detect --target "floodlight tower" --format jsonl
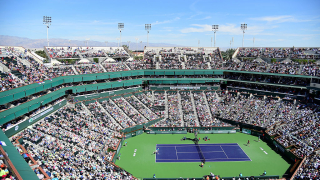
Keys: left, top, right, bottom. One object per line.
{"left": 212, "top": 25, "right": 218, "bottom": 48}
{"left": 145, "top": 24, "right": 151, "bottom": 47}
{"left": 118, "top": 23, "right": 124, "bottom": 47}
{"left": 68, "top": 40, "right": 71, "bottom": 47}
{"left": 253, "top": 37, "right": 255, "bottom": 47}
{"left": 104, "top": 41, "right": 108, "bottom": 47}
{"left": 127, "top": 41, "right": 131, "bottom": 50}
{"left": 140, "top": 41, "right": 142, "bottom": 50}
{"left": 211, "top": 37, "right": 213, "bottom": 47}
{"left": 116, "top": 38, "right": 120, "bottom": 48}
{"left": 135, "top": 38, "right": 139, "bottom": 50}
{"left": 198, "top": 40, "right": 200, "bottom": 48}
{"left": 43, "top": 16, "right": 51, "bottom": 47}
{"left": 241, "top": 23, "right": 247, "bottom": 47}
{"left": 232, "top": 37, "right": 234, "bottom": 48}
{"left": 85, "top": 38, "right": 90, "bottom": 47}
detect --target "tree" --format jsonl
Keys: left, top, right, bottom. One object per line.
{"left": 221, "top": 48, "right": 236, "bottom": 60}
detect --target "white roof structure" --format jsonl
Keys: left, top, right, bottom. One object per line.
{"left": 232, "top": 57, "right": 241, "bottom": 63}
{"left": 282, "top": 57, "right": 293, "bottom": 64}
{"left": 78, "top": 59, "right": 91, "bottom": 63}
{"left": 126, "top": 57, "right": 134, "bottom": 62}
{"left": 253, "top": 57, "right": 265, "bottom": 63}
{"left": 51, "top": 59, "right": 62, "bottom": 65}
{"left": 104, "top": 58, "right": 116, "bottom": 62}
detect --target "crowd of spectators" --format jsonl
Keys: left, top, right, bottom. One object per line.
{"left": 166, "top": 91, "right": 183, "bottom": 126}
{"left": 124, "top": 95, "right": 159, "bottom": 121}
{"left": 241, "top": 61, "right": 268, "bottom": 72}
{"left": 185, "top": 54, "right": 209, "bottom": 69}
{"left": 103, "top": 63, "right": 129, "bottom": 72}
{"left": 75, "top": 64, "right": 104, "bottom": 74}
{"left": 113, "top": 97, "right": 148, "bottom": 125}
{"left": 10, "top": 104, "right": 133, "bottom": 179}
{"left": 268, "top": 62, "right": 300, "bottom": 74}
{"left": 1, "top": 46, "right": 320, "bottom": 179}
{"left": 101, "top": 99, "right": 136, "bottom": 128}
{"left": 0, "top": 150, "right": 18, "bottom": 179}
{"left": 180, "top": 91, "right": 197, "bottom": 126}
{"left": 1, "top": 46, "right": 320, "bottom": 94}
{"left": 46, "top": 47, "right": 80, "bottom": 59}
{"left": 193, "top": 92, "right": 214, "bottom": 126}
{"left": 159, "top": 53, "right": 183, "bottom": 69}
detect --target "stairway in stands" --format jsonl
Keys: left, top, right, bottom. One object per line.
{"left": 164, "top": 91, "right": 169, "bottom": 119}
{"left": 181, "top": 62, "right": 186, "bottom": 69}
{"left": 238, "top": 62, "right": 245, "bottom": 70}
{"left": 202, "top": 91, "right": 214, "bottom": 119}
{"left": 80, "top": 102, "right": 93, "bottom": 115}
{"left": 265, "top": 100, "right": 281, "bottom": 128}
{"left": 190, "top": 91, "right": 200, "bottom": 126}
{"left": 177, "top": 91, "right": 185, "bottom": 126}
{"left": 95, "top": 101, "right": 124, "bottom": 129}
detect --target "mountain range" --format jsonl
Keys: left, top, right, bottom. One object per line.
{"left": 0, "top": 35, "right": 184, "bottom": 50}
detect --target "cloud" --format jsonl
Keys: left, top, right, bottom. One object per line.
{"left": 152, "top": 17, "right": 180, "bottom": 25}
{"left": 196, "top": 16, "right": 211, "bottom": 20}
{"left": 250, "top": 15, "right": 311, "bottom": 23}
{"left": 180, "top": 24, "right": 275, "bottom": 35}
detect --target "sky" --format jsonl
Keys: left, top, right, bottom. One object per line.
{"left": 0, "top": 0, "right": 320, "bottom": 48}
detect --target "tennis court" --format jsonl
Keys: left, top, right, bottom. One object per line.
{"left": 156, "top": 143, "right": 251, "bottom": 162}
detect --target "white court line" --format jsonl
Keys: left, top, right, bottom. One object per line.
{"left": 237, "top": 143, "right": 252, "bottom": 161}
{"left": 177, "top": 151, "right": 224, "bottom": 153}
{"left": 157, "top": 158, "right": 251, "bottom": 160}
{"left": 157, "top": 144, "right": 239, "bottom": 147}
{"left": 220, "top": 145, "right": 229, "bottom": 159}
{"left": 155, "top": 145, "right": 157, "bottom": 163}
{"left": 156, "top": 159, "right": 251, "bottom": 163}
{"left": 174, "top": 146, "right": 178, "bottom": 159}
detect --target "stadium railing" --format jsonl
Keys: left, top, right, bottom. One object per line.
{"left": 142, "top": 175, "right": 280, "bottom": 180}
{"left": 0, "top": 146, "right": 23, "bottom": 180}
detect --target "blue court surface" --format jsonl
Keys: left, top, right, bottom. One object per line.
{"left": 156, "top": 143, "right": 251, "bottom": 163}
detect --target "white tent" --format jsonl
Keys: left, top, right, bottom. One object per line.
{"left": 282, "top": 58, "right": 293, "bottom": 64}
{"left": 253, "top": 57, "right": 265, "bottom": 63}
{"left": 78, "top": 59, "right": 91, "bottom": 63}
{"left": 316, "top": 60, "right": 320, "bottom": 65}
{"left": 104, "top": 58, "right": 116, "bottom": 62}
{"left": 51, "top": 59, "right": 62, "bottom": 65}
{"left": 126, "top": 57, "right": 134, "bottom": 62}
{"left": 232, "top": 58, "right": 241, "bottom": 63}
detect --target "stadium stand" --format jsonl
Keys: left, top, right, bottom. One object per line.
{"left": 0, "top": 46, "right": 319, "bottom": 179}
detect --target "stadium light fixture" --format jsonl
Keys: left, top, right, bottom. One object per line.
{"left": 85, "top": 38, "right": 90, "bottom": 47}
{"left": 212, "top": 25, "right": 218, "bottom": 48}
{"left": 232, "top": 37, "right": 234, "bottom": 49}
{"left": 43, "top": 16, "right": 51, "bottom": 47}
{"left": 127, "top": 41, "right": 131, "bottom": 50}
{"left": 145, "top": 24, "right": 151, "bottom": 47}
{"left": 116, "top": 38, "right": 120, "bottom": 48}
{"left": 253, "top": 37, "right": 255, "bottom": 47}
{"left": 140, "top": 41, "right": 142, "bottom": 51}
{"left": 135, "top": 38, "right": 139, "bottom": 50}
{"left": 118, "top": 23, "right": 124, "bottom": 47}
{"left": 241, "top": 23, "right": 247, "bottom": 47}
